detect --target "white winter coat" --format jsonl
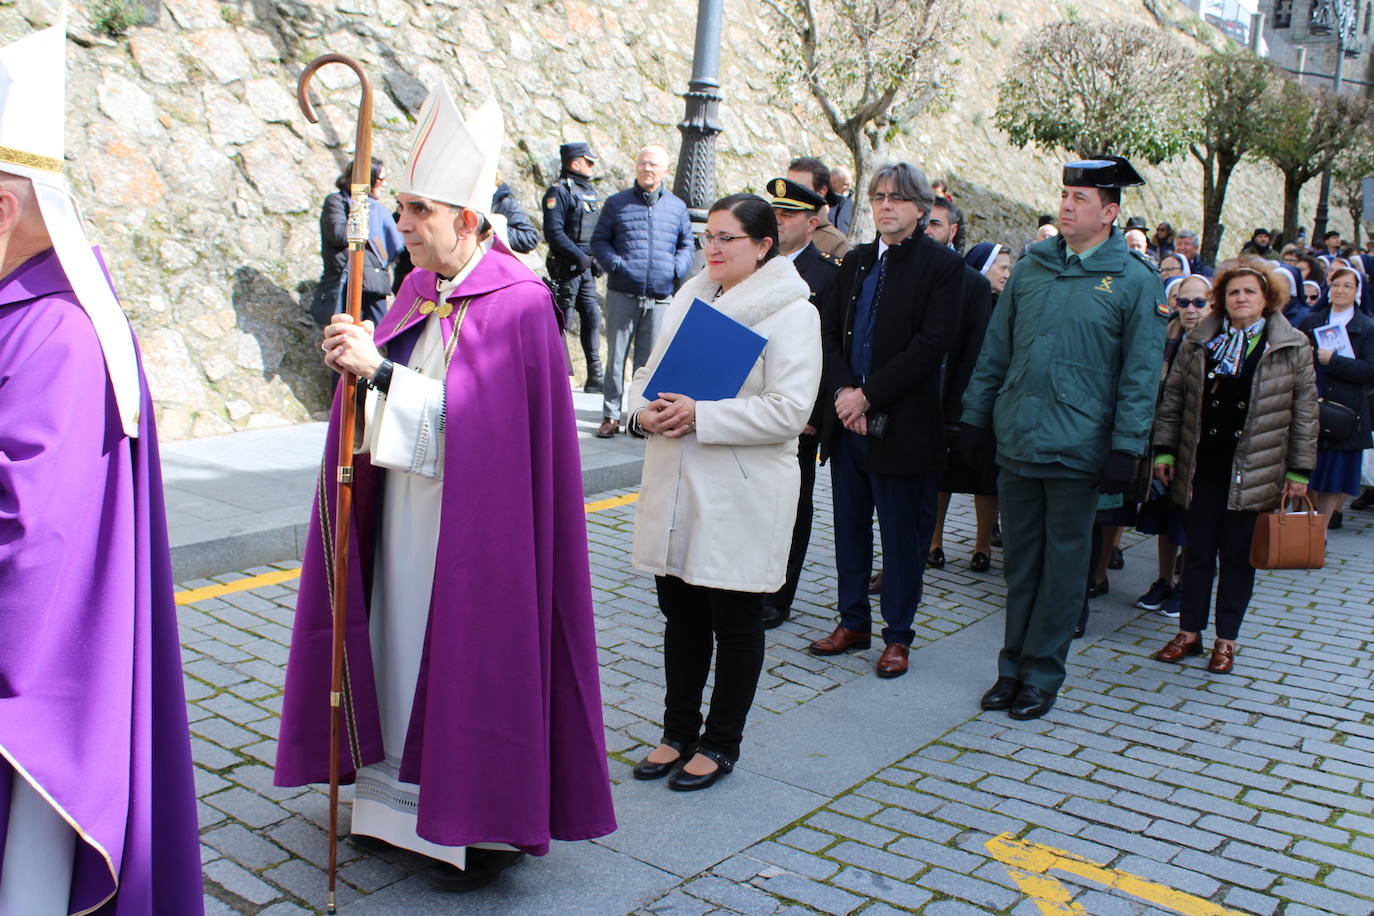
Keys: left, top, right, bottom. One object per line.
{"left": 628, "top": 254, "right": 822, "bottom": 592}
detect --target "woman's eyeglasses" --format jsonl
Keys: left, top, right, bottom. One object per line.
{"left": 702, "top": 232, "right": 749, "bottom": 247}
{"left": 1177, "top": 298, "right": 1208, "bottom": 310}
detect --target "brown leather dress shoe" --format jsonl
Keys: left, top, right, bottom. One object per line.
{"left": 868, "top": 570, "right": 883, "bottom": 594}
{"left": 1156, "top": 632, "right": 1203, "bottom": 663}
{"left": 595, "top": 418, "right": 620, "bottom": 438}
{"left": 1207, "top": 642, "right": 1235, "bottom": 674}
{"left": 808, "top": 626, "right": 872, "bottom": 656}
{"left": 876, "top": 644, "right": 909, "bottom": 678}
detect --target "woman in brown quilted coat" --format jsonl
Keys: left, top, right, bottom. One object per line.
{"left": 1150, "top": 264, "right": 1319, "bottom": 673}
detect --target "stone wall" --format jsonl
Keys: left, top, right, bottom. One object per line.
{"left": 2, "top": 0, "right": 1340, "bottom": 438}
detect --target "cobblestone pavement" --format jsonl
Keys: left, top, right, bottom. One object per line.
{"left": 180, "top": 475, "right": 1374, "bottom": 915}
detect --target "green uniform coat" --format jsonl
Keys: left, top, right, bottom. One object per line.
{"left": 960, "top": 227, "right": 1167, "bottom": 697}
{"left": 962, "top": 229, "right": 1168, "bottom": 477}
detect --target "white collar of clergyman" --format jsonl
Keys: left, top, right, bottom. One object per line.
{"left": 434, "top": 236, "right": 492, "bottom": 305}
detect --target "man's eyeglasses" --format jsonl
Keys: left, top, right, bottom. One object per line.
{"left": 869, "top": 192, "right": 913, "bottom": 204}
{"left": 702, "top": 232, "right": 749, "bottom": 247}
{"left": 1177, "top": 298, "right": 1208, "bottom": 310}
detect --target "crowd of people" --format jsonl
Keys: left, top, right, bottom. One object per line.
{"left": 302, "top": 138, "right": 1372, "bottom": 763}
{"left": 5, "top": 10, "right": 1369, "bottom": 904}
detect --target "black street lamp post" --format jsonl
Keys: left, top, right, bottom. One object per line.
{"left": 672, "top": 0, "right": 725, "bottom": 223}
{"left": 1312, "top": 0, "right": 1351, "bottom": 241}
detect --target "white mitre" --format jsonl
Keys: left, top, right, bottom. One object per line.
{"left": 0, "top": 16, "right": 141, "bottom": 437}
{"left": 398, "top": 84, "right": 504, "bottom": 217}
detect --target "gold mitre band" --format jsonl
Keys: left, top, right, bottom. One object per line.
{"left": 0, "top": 144, "right": 63, "bottom": 173}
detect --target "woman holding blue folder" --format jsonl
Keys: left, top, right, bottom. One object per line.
{"left": 626, "top": 194, "right": 822, "bottom": 791}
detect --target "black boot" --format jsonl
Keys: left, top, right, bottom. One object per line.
{"left": 428, "top": 848, "right": 525, "bottom": 892}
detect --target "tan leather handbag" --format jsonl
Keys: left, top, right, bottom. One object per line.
{"left": 1250, "top": 496, "right": 1327, "bottom": 570}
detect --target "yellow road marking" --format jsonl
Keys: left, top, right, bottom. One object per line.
{"left": 174, "top": 491, "right": 640, "bottom": 605}
{"left": 584, "top": 492, "right": 639, "bottom": 513}
{"left": 986, "top": 834, "right": 1248, "bottom": 916}
{"left": 174, "top": 567, "right": 302, "bottom": 606}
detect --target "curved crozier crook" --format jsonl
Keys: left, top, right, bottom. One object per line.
{"left": 296, "top": 53, "right": 374, "bottom": 185}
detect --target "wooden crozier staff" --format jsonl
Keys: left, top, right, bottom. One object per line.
{"left": 296, "top": 53, "right": 372, "bottom": 916}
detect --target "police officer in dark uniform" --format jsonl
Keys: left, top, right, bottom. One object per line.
{"left": 762, "top": 177, "right": 841, "bottom": 629}
{"left": 543, "top": 142, "right": 604, "bottom": 391}
{"left": 961, "top": 157, "right": 1167, "bottom": 721}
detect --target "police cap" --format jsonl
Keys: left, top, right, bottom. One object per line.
{"left": 767, "top": 176, "right": 826, "bottom": 212}
{"left": 1061, "top": 155, "right": 1145, "bottom": 189}
{"left": 560, "top": 142, "right": 597, "bottom": 165}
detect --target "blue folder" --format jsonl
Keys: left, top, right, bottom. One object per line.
{"left": 644, "top": 297, "right": 767, "bottom": 401}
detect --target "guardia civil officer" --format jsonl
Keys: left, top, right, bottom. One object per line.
{"left": 960, "top": 157, "right": 1167, "bottom": 720}
{"left": 762, "top": 176, "right": 841, "bottom": 630}
{"left": 543, "top": 142, "right": 604, "bottom": 391}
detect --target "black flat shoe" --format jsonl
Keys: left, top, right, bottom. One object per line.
{"left": 1086, "top": 577, "right": 1109, "bottom": 599}
{"left": 1008, "top": 684, "right": 1055, "bottom": 721}
{"left": 1108, "top": 546, "right": 1124, "bottom": 570}
{"left": 980, "top": 676, "right": 1021, "bottom": 710}
{"left": 668, "top": 748, "right": 734, "bottom": 792}
{"left": 927, "top": 548, "right": 946, "bottom": 569}
{"left": 632, "top": 738, "right": 696, "bottom": 780}
{"left": 761, "top": 604, "right": 789, "bottom": 630}
{"left": 428, "top": 848, "right": 525, "bottom": 892}
{"left": 970, "top": 552, "right": 991, "bottom": 572}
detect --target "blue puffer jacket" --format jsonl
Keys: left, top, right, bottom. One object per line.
{"left": 591, "top": 185, "right": 695, "bottom": 299}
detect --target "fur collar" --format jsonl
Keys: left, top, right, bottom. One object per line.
{"left": 676, "top": 254, "right": 811, "bottom": 328}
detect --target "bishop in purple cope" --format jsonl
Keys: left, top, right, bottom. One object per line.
{"left": 0, "top": 216, "right": 203, "bottom": 908}
{"left": 274, "top": 109, "right": 617, "bottom": 888}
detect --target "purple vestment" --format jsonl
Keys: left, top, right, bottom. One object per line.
{"left": 275, "top": 241, "right": 616, "bottom": 854}
{"left": 0, "top": 249, "right": 203, "bottom": 915}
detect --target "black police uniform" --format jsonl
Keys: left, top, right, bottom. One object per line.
{"left": 543, "top": 150, "right": 604, "bottom": 389}
{"left": 762, "top": 178, "right": 842, "bottom": 628}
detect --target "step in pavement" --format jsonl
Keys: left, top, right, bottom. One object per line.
{"left": 163, "top": 390, "right": 644, "bottom": 581}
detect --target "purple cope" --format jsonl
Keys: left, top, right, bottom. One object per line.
{"left": 274, "top": 240, "right": 617, "bottom": 854}
{"left": 0, "top": 248, "right": 203, "bottom": 914}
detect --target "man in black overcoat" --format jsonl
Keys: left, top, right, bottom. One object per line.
{"left": 807, "top": 162, "right": 964, "bottom": 678}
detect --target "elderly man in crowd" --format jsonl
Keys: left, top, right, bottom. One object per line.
{"left": 590, "top": 144, "right": 695, "bottom": 437}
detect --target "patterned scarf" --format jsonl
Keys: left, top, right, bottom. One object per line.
{"left": 1206, "top": 316, "right": 1266, "bottom": 377}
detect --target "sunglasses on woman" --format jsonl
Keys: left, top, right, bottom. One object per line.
{"left": 1177, "top": 297, "right": 1207, "bottom": 310}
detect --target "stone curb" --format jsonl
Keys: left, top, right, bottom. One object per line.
{"left": 169, "top": 454, "right": 645, "bottom": 581}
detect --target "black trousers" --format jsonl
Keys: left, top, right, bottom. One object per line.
{"left": 766, "top": 432, "right": 819, "bottom": 612}
{"left": 1180, "top": 466, "right": 1258, "bottom": 641}
{"left": 554, "top": 268, "right": 602, "bottom": 381}
{"left": 656, "top": 576, "right": 764, "bottom": 762}
{"left": 831, "top": 431, "right": 940, "bottom": 646}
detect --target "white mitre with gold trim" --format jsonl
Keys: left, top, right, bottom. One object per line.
{"left": 397, "top": 84, "right": 504, "bottom": 217}
{"left": 0, "top": 16, "right": 141, "bottom": 437}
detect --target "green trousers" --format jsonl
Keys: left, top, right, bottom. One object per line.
{"left": 996, "top": 466, "right": 1099, "bottom": 694}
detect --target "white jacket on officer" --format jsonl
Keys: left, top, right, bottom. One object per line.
{"left": 628, "top": 254, "right": 822, "bottom": 592}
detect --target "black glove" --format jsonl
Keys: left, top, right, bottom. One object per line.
{"left": 1098, "top": 450, "right": 1138, "bottom": 495}
{"left": 956, "top": 424, "right": 994, "bottom": 463}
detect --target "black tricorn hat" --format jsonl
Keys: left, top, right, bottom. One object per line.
{"left": 1062, "top": 156, "right": 1145, "bottom": 189}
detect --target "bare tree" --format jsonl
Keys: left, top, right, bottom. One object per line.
{"left": 1257, "top": 80, "right": 1373, "bottom": 244}
{"left": 1333, "top": 130, "right": 1374, "bottom": 247}
{"left": 760, "top": 0, "right": 955, "bottom": 240}
{"left": 995, "top": 21, "right": 1198, "bottom": 163}
{"left": 1190, "top": 50, "right": 1277, "bottom": 266}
